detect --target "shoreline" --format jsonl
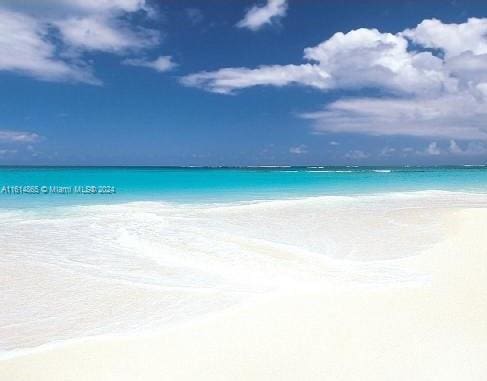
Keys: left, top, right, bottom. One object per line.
{"left": 1, "top": 208, "right": 486, "bottom": 380}
{"left": 2, "top": 188, "right": 486, "bottom": 211}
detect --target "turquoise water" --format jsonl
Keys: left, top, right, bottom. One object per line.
{"left": 1, "top": 166, "right": 487, "bottom": 208}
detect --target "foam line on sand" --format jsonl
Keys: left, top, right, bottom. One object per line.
{"left": 1, "top": 208, "right": 487, "bottom": 381}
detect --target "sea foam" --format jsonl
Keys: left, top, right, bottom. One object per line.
{"left": 1, "top": 191, "right": 486, "bottom": 354}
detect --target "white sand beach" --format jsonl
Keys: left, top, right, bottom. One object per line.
{"left": 3, "top": 1, "right": 487, "bottom": 379}
{"left": 1, "top": 204, "right": 486, "bottom": 381}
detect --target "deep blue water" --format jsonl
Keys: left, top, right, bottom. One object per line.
{"left": 1, "top": 166, "right": 487, "bottom": 208}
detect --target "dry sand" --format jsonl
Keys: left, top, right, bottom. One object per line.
{"left": 1, "top": 208, "right": 486, "bottom": 381}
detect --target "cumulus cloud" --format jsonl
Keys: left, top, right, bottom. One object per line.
{"left": 237, "top": 0, "right": 288, "bottom": 31}
{"left": 345, "top": 150, "right": 369, "bottom": 160}
{"left": 59, "top": 0, "right": 149, "bottom": 14}
{"left": 380, "top": 147, "right": 396, "bottom": 156}
{"left": 303, "top": 28, "right": 450, "bottom": 96}
{"left": 183, "top": 18, "right": 487, "bottom": 142}
{"left": 449, "top": 140, "right": 463, "bottom": 154}
{"left": 412, "top": 140, "right": 487, "bottom": 157}
{"left": 0, "top": 0, "right": 159, "bottom": 83}
{"left": 462, "top": 142, "right": 487, "bottom": 155}
{"left": 402, "top": 18, "right": 487, "bottom": 57}
{"left": 122, "top": 56, "right": 177, "bottom": 72}
{"left": 54, "top": 16, "right": 158, "bottom": 53}
{"left": 425, "top": 142, "right": 441, "bottom": 155}
{"left": 289, "top": 144, "right": 307, "bottom": 154}
{"left": 0, "top": 9, "right": 98, "bottom": 84}
{"left": 449, "top": 140, "right": 487, "bottom": 155}
{"left": 181, "top": 64, "right": 330, "bottom": 94}
{"left": 0, "top": 0, "right": 148, "bottom": 16}
{"left": 48, "top": 1, "right": 158, "bottom": 54}
{"left": 0, "top": 130, "right": 41, "bottom": 143}
{"left": 182, "top": 27, "right": 451, "bottom": 95}
{"left": 301, "top": 94, "right": 487, "bottom": 140}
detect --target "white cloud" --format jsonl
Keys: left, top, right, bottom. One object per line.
{"left": 402, "top": 18, "right": 487, "bottom": 57}
{"left": 183, "top": 18, "right": 487, "bottom": 141}
{"left": 59, "top": 0, "right": 148, "bottom": 13}
{"left": 303, "top": 28, "right": 450, "bottom": 96}
{"left": 425, "top": 142, "right": 441, "bottom": 155}
{"left": 0, "top": 130, "right": 41, "bottom": 143}
{"left": 2, "top": 0, "right": 152, "bottom": 18}
{"left": 0, "top": 9, "right": 98, "bottom": 84}
{"left": 380, "top": 147, "right": 396, "bottom": 156}
{"left": 463, "top": 142, "right": 487, "bottom": 155}
{"left": 237, "top": 0, "right": 288, "bottom": 31}
{"left": 449, "top": 140, "right": 463, "bottom": 154}
{"left": 449, "top": 139, "right": 487, "bottom": 155}
{"left": 0, "top": 0, "right": 158, "bottom": 83}
{"left": 345, "top": 150, "right": 369, "bottom": 160}
{"left": 301, "top": 93, "right": 487, "bottom": 140}
{"left": 54, "top": 16, "right": 158, "bottom": 53}
{"left": 182, "top": 27, "right": 450, "bottom": 95}
{"left": 122, "top": 56, "right": 177, "bottom": 72}
{"left": 181, "top": 64, "right": 330, "bottom": 94}
{"left": 445, "top": 52, "right": 487, "bottom": 87}
{"left": 289, "top": 144, "right": 307, "bottom": 154}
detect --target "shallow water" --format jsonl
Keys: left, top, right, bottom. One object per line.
{"left": 1, "top": 166, "right": 487, "bottom": 207}
{"left": 1, "top": 167, "right": 487, "bottom": 354}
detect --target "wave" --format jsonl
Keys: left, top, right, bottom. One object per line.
{"left": 305, "top": 170, "right": 354, "bottom": 173}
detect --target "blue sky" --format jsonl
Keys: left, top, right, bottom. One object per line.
{"left": 1, "top": 0, "right": 487, "bottom": 166}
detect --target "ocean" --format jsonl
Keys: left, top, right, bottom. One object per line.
{"left": 1, "top": 166, "right": 487, "bottom": 355}
{"left": 1, "top": 166, "right": 487, "bottom": 207}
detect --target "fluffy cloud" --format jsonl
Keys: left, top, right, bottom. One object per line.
{"left": 380, "top": 147, "right": 396, "bottom": 156}
{"left": 448, "top": 139, "right": 463, "bottom": 154}
{"left": 303, "top": 28, "right": 450, "bottom": 96}
{"left": 0, "top": 9, "right": 98, "bottom": 83}
{"left": 237, "top": 0, "right": 288, "bottom": 31}
{"left": 402, "top": 18, "right": 487, "bottom": 57}
{"left": 301, "top": 93, "right": 487, "bottom": 140}
{"left": 289, "top": 144, "right": 307, "bottom": 154}
{"left": 54, "top": 16, "right": 158, "bottom": 53}
{"left": 57, "top": 0, "right": 149, "bottom": 13}
{"left": 425, "top": 142, "right": 441, "bottom": 155}
{"left": 449, "top": 140, "right": 487, "bottom": 155}
{"left": 182, "top": 27, "right": 451, "bottom": 95}
{"left": 345, "top": 150, "right": 369, "bottom": 160}
{"left": 183, "top": 18, "right": 487, "bottom": 142}
{"left": 2, "top": 0, "right": 151, "bottom": 18}
{"left": 182, "top": 64, "right": 330, "bottom": 94}
{"left": 0, "top": 130, "right": 40, "bottom": 143}
{"left": 49, "top": 0, "right": 158, "bottom": 54}
{"left": 0, "top": 0, "right": 159, "bottom": 83}
{"left": 122, "top": 56, "right": 177, "bottom": 72}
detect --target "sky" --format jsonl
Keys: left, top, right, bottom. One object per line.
{"left": 0, "top": 0, "right": 487, "bottom": 166}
